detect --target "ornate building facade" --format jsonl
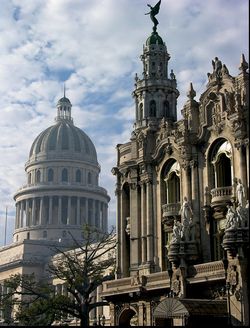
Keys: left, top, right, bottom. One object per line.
{"left": 102, "top": 17, "right": 249, "bottom": 327}
{"left": 0, "top": 96, "right": 110, "bottom": 323}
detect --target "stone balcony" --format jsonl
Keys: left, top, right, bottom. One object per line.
{"left": 162, "top": 203, "right": 181, "bottom": 218}
{"left": 210, "top": 186, "right": 234, "bottom": 206}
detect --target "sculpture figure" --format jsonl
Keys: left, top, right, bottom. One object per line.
{"left": 225, "top": 204, "right": 237, "bottom": 230}
{"left": 179, "top": 197, "right": 193, "bottom": 224}
{"left": 145, "top": 0, "right": 161, "bottom": 32}
{"left": 212, "top": 57, "right": 222, "bottom": 80}
{"left": 171, "top": 219, "right": 181, "bottom": 243}
{"left": 236, "top": 179, "right": 245, "bottom": 207}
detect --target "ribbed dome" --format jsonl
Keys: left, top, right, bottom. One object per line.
{"left": 28, "top": 120, "right": 98, "bottom": 164}
{"left": 146, "top": 31, "right": 164, "bottom": 45}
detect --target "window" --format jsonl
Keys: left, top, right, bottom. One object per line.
{"left": 62, "top": 168, "right": 68, "bottom": 182}
{"left": 149, "top": 100, "right": 156, "bottom": 117}
{"left": 76, "top": 169, "right": 81, "bottom": 183}
{"left": 48, "top": 168, "right": 54, "bottom": 182}
{"left": 88, "top": 172, "right": 92, "bottom": 185}
{"left": 36, "top": 170, "right": 41, "bottom": 183}
{"left": 28, "top": 173, "right": 31, "bottom": 184}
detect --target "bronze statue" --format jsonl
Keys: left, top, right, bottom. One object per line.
{"left": 145, "top": 0, "right": 161, "bottom": 32}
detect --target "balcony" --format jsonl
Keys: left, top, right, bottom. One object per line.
{"left": 210, "top": 186, "right": 233, "bottom": 206}
{"left": 162, "top": 203, "right": 181, "bottom": 218}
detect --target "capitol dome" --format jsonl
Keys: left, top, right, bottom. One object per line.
{"left": 13, "top": 95, "right": 109, "bottom": 245}
{"left": 27, "top": 97, "right": 98, "bottom": 166}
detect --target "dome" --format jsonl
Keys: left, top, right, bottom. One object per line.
{"left": 146, "top": 31, "right": 164, "bottom": 46}
{"left": 27, "top": 97, "right": 98, "bottom": 165}
{"left": 28, "top": 121, "right": 98, "bottom": 164}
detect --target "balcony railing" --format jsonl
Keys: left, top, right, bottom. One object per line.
{"left": 210, "top": 186, "right": 233, "bottom": 205}
{"left": 162, "top": 203, "right": 181, "bottom": 218}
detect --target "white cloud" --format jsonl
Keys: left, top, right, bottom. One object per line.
{"left": 0, "top": 0, "right": 248, "bottom": 245}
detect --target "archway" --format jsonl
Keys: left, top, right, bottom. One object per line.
{"left": 118, "top": 307, "right": 137, "bottom": 327}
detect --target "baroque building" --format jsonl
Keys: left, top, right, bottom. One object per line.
{"left": 0, "top": 96, "right": 110, "bottom": 323}
{"left": 102, "top": 10, "right": 249, "bottom": 327}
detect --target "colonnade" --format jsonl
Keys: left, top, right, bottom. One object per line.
{"left": 15, "top": 196, "right": 108, "bottom": 232}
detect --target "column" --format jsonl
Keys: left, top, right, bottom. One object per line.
{"left": 76, "top": 197, "right": 80, "bottom": 225}
{"left": 39, "top": 197, "right": 44, "bottom": 225}
{"left": 96, "top": 201, "right": 100, "bottom": 228}
{"left": 190, "top": 160, "right": 199, "bottom": 222}
{"left": 58, "top": 196, "right": 62, "bottom": 224}
{"left": 31, "top": 198, "right": 36, "bottom": 226}
{"left": 246, "top": 141, "right": 249, "bottom": 197}
{"left": 120, "top": 189, "right": 127, "bottom": 277}
{"left": 146, "top": 181, "right": 153, "bottom": 263}
{"left": 67, "top": 196, "right": 71, "bottom": 225}
{"left": 92, "top": 200, "right": 96, "bottom": 226}
{"left": 49, "top": 197, "right": 53, "bottom": 224}
{"left": 141, "top": 183, "right": 147, "bottom": 264}
{"left": 239, "top": 145, "right": 247, "bottom": 198}
{"left": 15, "top": 203, "right": 19, "bottom": 229}
{"left": 20, "top": 201, "right": 24, "bottom": 228}
{"left": 25, "top": 199, "right": 29, "bottom": 226}
{"left": 85, "top": 198, "right": 88, "bottom": 225}
{"left": 130, "top": 182, "right": 140, "bottom": 269}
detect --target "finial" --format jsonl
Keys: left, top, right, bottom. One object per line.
{"left": 145, "top": 0, "right": 161, "bottom": 32}
{"left": 187, "top": 82, "right": 196, "bottom": 100}
{"left": 63, "top": 83, "right": 66, "bottom": 98}
{"left": 239, "top": 53, "right": 248, "bottom": 73}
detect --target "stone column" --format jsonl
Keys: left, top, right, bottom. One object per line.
{"left": 138, "top": 302, "right": 145, "bottom": 326}
{"left": 183, "top": 162, "right": 191, "bottom": 200}
{"left": 31, "top": 198, "right": 36, "bottom": 226}
{"left": 120, "top": 189, "right": 128, "bottom": 277}
{"left": 25, "top": 199, "right": 29, "bottom": 226}
{"left": 76, "top": 197, "right": 80, "bottom": 225}
{"left": 58, "top": 196, "right": 62, "bottom": 224}
{"left": 49, "top": 197, "right": 53, "bottom": 224}
{"left": 15, "top": 203, "right": 19, "bottom": 229}
{"left": 20, "top": 201, "right": 24, "bottom": 228}
{"left": 85, "top": 198, "right": 89, "bottom": 225}
{"left": 239, "top": 145, "right": 248, "bottom": 197}
{"left": 146, "top": 181, "right": 153, "bottom": 263}
{"left": 130, "top": 182, "right": 140, "bottom": 270}
{"left": 92, "top": 200, "right": 96, "bottom": 227}
{"left": 115, "top": 187, "right": 122, "bottom": 277}
{"left": 67, "top": 196, "right": 71, "bottom": 225}
{"left": 190, "top": 160, "right": 199, "bottom": 222}
{"left": 39, "top": 197, "right": 44, "bottom": 225}
{"left": 141, "top": 183, "right": 147, "bottom": 264}
{"left": 246, "top": 141, "right": 249, "bottom": 197}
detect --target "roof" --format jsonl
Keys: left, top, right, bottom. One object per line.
{"left": 146, "top": 31, "right": 164, "bottom": 45}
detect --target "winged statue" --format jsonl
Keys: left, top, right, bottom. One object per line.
{"left": 145, "top": 0, "right": 162, "bottom": 31}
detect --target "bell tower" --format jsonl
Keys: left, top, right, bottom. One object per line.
{"left": 133, "top": 19, "right": 179, "bottom": 130}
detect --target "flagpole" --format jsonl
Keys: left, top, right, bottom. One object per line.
{"left": 4, "top": 206, "right": 8, "bottom": 246}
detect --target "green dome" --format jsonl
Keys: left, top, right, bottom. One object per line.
{"left": 146, "top": 32, "right": 164, "bottom": 46}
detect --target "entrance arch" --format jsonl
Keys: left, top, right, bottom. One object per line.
{"left": 118, "top": 307, "right": 137, "bottom": 327}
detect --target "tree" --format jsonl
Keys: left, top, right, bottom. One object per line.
{"left": 1, "top": 225, "right": 116, "bottom": 326}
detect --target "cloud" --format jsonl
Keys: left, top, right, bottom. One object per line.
{"left": 0, "top": 0, "right": 249, "bottom": 245}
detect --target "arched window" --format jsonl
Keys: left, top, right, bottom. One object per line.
{"left": 163, "top": 100, "right": 170, "bottom": 117}
{"left": 88, "top": 172, "right": 92, "bottom": 185}
{"left": 36, "top": 170, "right": 41, "bottom": 183}
{"left": 48, "top": 168, "right": 54, "bottom": 182}
{"left": 76, "top": 169, "right": 81, "bottom": 183}
{"left": 62, "top": 168, "right": 68, "bottom": 182}
{"left": 149, "top": 100, "right": 156, "bottom": 117}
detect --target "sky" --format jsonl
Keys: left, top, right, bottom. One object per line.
{"left": 0, "top": 0, "right": 249, "bottom": 246}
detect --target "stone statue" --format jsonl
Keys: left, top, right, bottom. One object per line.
{"left": 179, "top": 197, "right": 193, "bottom": 224}
{"left": 212, "top": 57, "right": 222, "bottom": 80}
{"left": 225, "top": 204, "right": 237, "bottom": 230}
{"left": 145, "top": 0, "right": 161, "bottom": 32}
{"left": 236, "top": 179, "right": 245, "bottom": 207}
{"left": 171, "top": 219, "right": 181, "bottom": 243}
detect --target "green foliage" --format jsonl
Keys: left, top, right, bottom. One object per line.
{"left": 1, "top": 225, "right": 116, "bottom": 326}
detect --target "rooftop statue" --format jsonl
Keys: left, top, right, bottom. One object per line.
{"left": 145, "top": 0, "right": 161, "bottom": 32}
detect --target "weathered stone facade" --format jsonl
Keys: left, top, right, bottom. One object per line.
{"left": 102, "top": 26, "right": 249, "bottom": 326}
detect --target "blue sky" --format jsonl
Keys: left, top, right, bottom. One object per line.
{"left": 0, "top": 0, "right": 249, "bottom": 246}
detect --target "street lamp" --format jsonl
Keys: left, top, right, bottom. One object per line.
{"left": 222, "top": 251, "right": 232, "bottom": 326}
